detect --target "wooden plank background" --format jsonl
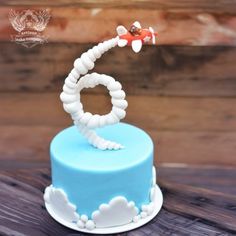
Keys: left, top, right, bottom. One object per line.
{"left": 1, "top": 43, "right": 236, "bottom": 96}
{"left": 2, "top": 0, "right": 236, "bottom": 12}
{"left": 0, "top": 1, "right": 236, "bottom": 166}
{"left": 1, "top": 7, "right": 236, "bottom": 45}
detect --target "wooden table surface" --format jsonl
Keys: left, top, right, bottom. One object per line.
{"left": 0, "top": 164, "right": 236, "bottom": 236}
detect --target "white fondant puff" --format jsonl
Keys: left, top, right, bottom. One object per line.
{"left": 141, "top": 205, "right": 149, "bottom": 212}
{"left": 74, "top": 58, "right": 88, "bottom": 75}
{"left": 86, "top": 220, "right": 95, "bottom": 230}
{"left": 111, "top": 98, "right": 128, "bottom": 109}
{"left": 141, "top": 203, "right": 154, "bottom": 216}
{"left": 77, "top": 220, "right": 85, "bottom": 228}
{"left": 140, "top": 212, "right": 148, "bottom": 219}
{"left": 81, "top": 214, "right": 88, "bottom": 223}
{"left": 133, "top": 215, "right": 141, "bottom": 223}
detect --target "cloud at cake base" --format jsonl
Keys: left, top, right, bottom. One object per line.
{"left": 44, "top": 185, "right": 80, "bottom": 223}
{"left": 44, "top": 177, "right": 158, "bottom": 230}
{"left": 152, "top": 166, "right": 156, "bottom": 187}
{"left": 92, "top": 196, "right": 138, "bottom": 228}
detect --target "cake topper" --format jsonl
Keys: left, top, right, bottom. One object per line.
{"left": 60, "top": 21, "right": 157, "bottom": 150}
{"left": 117, "top": 21, "right": 157, "bottom": 53}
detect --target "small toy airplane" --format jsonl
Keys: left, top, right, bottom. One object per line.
{"left": 116, "top": 21, "right": 157, "bottom": 53}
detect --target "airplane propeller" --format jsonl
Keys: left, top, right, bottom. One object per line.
{"left": 149, "top": 27, "right": 156, "bottom": 45}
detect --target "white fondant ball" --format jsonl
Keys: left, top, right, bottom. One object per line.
{"left": 128, "top": 201, "right": 135, "bottom": 208}
{"left": 77, "top": 220, "right": 85, "bottom": 228}
{"left": 148, "top": 202, "right": 154, "bottom": 215}
{"left": 141, "top": 205, "right": 148, "bottom": 212}
{"left": 141, "top": 212, "right": 148, "bottom": 219}
{"left": 150, "top": 187, "right": 156, "bottom": 202}
{"left": 81, "top": 214, "right": 88, "bottom": 222}
{"left": 86, "top": 220, "right": 95, "bottom": 230}
{"left": 133, "top": 215, "right": 140, "bottom": 223}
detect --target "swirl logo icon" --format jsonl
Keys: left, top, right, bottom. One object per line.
{"left": 8, "top": 9, "right": 51, "bottom": 48}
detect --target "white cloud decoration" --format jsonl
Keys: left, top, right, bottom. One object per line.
{"left": 92, "top": 196, "right": 138, "bottom": 228}
{"left": 44, "top": 185, "right": 80, "bottom": 223}
{"left": 44, "top": 167, "right": 159, "bottom": 230}
{"left": 152, "top": 166, "right": 156, "bottom": 187}
{"left": 133, "top": 167, "right": 157, "bottom": 223}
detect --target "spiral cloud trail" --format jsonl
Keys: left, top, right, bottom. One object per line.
{"left": 60, "top": 37, "right": 128, "bottom": 150}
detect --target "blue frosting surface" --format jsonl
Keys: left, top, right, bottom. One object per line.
{"left": 50, "top": 122, "right": 154, "bottom": 217}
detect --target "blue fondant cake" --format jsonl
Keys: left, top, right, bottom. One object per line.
{"left": 50, "top": 123, "right": 153, "bottom": 217}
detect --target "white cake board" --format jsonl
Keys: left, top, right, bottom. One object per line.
{"left": 45, "top": 185, "right": 163, "bottom": 234}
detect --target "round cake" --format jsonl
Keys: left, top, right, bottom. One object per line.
{"left": 51, "top": 123, "right": 153, "bottom": 214}
{"left": 44, "top": 22, "right": 163, "bottom": 233}
{"left": 44, "top": 123, "right": 160, "bottom": 231}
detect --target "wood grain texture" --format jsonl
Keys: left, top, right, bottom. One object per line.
{"left": 1, "top": 43, "right": 236, "bottom": 97}
{"left": 159, "top": 165, "right": 236, "bottom": 195}
{"left": 160, "top": 180, "right": 236, "bottom": 232}
{"left": 1, "top": 0, "right": 236, "bottom": 13}
{"left": 1, "top": 125, "right": 236, "bottom": 166}
{"left": 0, "top": 92, "right": 235, "bottom": 165}
{"left": 1, "top": 7, "right": 236, "bottom": 45}
{"left": 0, "top": 166, "right": 235, "bottom": 235}
{"left": 1, "top": 93, "right": 235, "bottom": 132}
